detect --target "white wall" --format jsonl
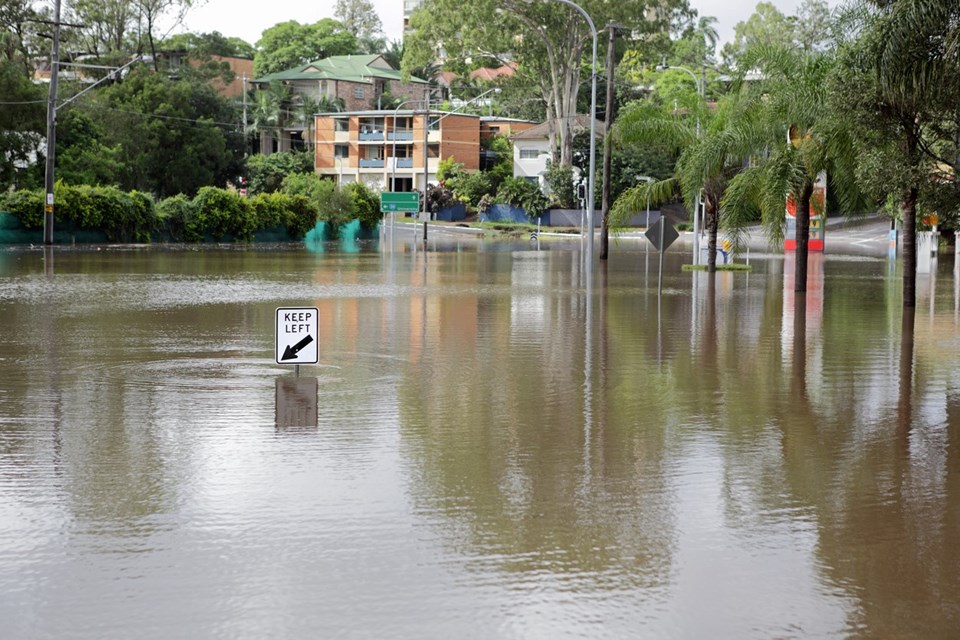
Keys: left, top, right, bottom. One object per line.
{"left": 512, "top": 140, "right": 551, "bottom": 190}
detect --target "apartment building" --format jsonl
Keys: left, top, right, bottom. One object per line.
{"left": 314, "top": 110, "right": 481, "bottom": 191}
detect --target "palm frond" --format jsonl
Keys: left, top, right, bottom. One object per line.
{"left": 609, "top": 177, "right": 680, "bottom": 229}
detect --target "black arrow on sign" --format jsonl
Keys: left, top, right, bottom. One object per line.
{"left": 281, "top": 334, "right": 314, "bottom": 361}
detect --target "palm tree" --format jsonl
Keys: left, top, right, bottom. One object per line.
{"left": 610, "top": 91, "right": 757, "bottom": 273}
{"left": 831, "top": 0, "right": 960, "bottom": 309}
{"left": 721, "top": 45, "right": 863, "bottom": 294}
{"left": 248, "top": 81, "right": 289, "bottom": 154}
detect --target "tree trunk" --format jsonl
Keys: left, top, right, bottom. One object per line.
{"left": 794, "top": 180, "right": 814, "bottom": 293}
{"left": 705, "top": 193, "right": 718, "bottom": 273}
{"left": 902, "top": 185, "right": 918, "bottom": 308}
{"left": 599, "top": 25, "right": 617, "bottom": 261}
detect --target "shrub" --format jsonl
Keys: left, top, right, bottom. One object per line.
{"left": 245, "top": 151, "right": 314, "bottom": 194}
{"left": 344, "top": 182, "right": 381, "bottom": 230}
{"left": 0, "top": 190, "right": 44, "bottom": 228}
{"left": 249, "top": 191, "right": 318, "bottom": 239}
{"left": 280, "top": 171, "right": 332, "bottom": 201}
{"left": 156, "top": 194, "right": 193, "bottom": 241}
{"left": 447, "top": 170, "right": 492, "bottom": 207}
{"left": 496, "top": 177, "right": 550, "bottom": 218}
{"left": 189, "top": 187, "right": 254, "bottom": 241}
{"left": 317, "top": 187, "right": 355, "bottom": 237}
{"left": 437, "top": 157, "right": 465, "bottom": 182}
{"left": 543, "top": 161, "right": 576, "bottom": 209}
{"left": 426, "top": 182, "right": 456, "bottom": 214}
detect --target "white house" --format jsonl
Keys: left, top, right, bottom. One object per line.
{"left": 509, "top": 115, "right": 605, "bottom": 191}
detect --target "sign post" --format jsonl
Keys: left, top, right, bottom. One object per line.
{"left": 645, "top": 217, "right": 679, "bottom": 296}
{"left": 276, "top": 307, "right": 319, "bottom": 375}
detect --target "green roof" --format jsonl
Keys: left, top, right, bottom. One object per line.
{"left": 253, "top": 54, "right": 427, "bottom": 85}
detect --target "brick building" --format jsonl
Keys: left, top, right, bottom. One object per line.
{"left": 251, "top": 54, "right": 430, "bottom": 154}
{"left": 314, "top": 110, "right": 481, "bottom": 192}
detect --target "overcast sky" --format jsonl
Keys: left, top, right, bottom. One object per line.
{"left": 175, "top": 0, "right": 845, "bottom": 51}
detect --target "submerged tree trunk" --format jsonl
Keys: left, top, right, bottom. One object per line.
{"left": 794, "top": 180, "right": 814, "bottom": 293}
{"left": 902, "top": 185, "right": 918, "bottom": 308}
{"left": 705, "top": 192, "right": 719, "bottom": 273}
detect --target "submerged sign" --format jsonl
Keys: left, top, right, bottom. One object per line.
{"left": 275, "top": 307, "right": 319, "bottom": 364}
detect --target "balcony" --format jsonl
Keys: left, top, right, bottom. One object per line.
{"left": 387, "top": 129, "right": 414, "bottom": 141}
{"left": 358, "top": 129, "right": 385, "bottom": 141}
{"left": 359, "top": 159, "right": 385, "bottom": 168}
{"left": 394, "top": 158, "right": 414, "bottom": 168}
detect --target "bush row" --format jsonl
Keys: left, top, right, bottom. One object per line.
{"left": 0, "top": 178, "right": 383, "bottom": 242}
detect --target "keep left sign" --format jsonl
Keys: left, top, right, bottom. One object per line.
{"left": 276, "top": 307, "right": 319, "bottom": 365}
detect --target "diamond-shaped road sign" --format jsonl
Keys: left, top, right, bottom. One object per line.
{"left": 645, "top": 217, "right": 679, "bottom": 252}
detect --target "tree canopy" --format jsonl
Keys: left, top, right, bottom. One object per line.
{"left": 254, "top": 19, "right": 358, "bottom": 77}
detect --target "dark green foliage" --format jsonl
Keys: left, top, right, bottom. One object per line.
{"left": 249, "top": 192, "right": 319, "bottom": 238}
{"left": 496, "top": 177, "right": 550, "bottom": 218}
{"left": 426, "top": 182, "right": 456, "bottom": 214}
{"left": 84, "top": 67, "right": 244, "bottom": 198}
{"left": 55, "top": 110, "right": 124, "bottom": 186}
{"left": 543, "top": 161, "right": 576, "bottom": 209}
{"left": 189, "top": 187, "right": 254, "bottom": 241}
{"left": 0, "top": 190, "right": 43, "bottom": 228}
{"left": 447, "top": 171, "right": 491, "bottom": 207}
{"left": 254, "top": 19, "right": 358, "bottom": 77}
{"left": 344, "top": 182, "right": 381, "bottom": 230}
{"left": 156, "top": 193, "right": 192, "bottom": 241}
{"left": 0, "top": 59, "right": 44, "bottom": 190}
{"left": 247, "top": 152, "right": 315, "bottom": 194}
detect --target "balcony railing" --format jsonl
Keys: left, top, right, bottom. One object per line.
{"left": 359, "top": 159, "right": 385, "bottom": 168}
{"left": 394, "top": 158, "right": 414, "bottom": 168}
{"left": 358, "top": 129, "right": 385, "bottom": 141}
{"left": 387, "top": 129, "right": 414, "bottom": 141}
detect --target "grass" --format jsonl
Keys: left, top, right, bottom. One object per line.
{"left": 682, "top": 263, "right": 753, "bottom": 272}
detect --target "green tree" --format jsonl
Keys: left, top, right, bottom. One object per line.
{"left": 68, "top": 0, "right": 136, "bottom": 57}
{"left": 720, "top": 2, "right": 795, "bottom": 68}
{"left": 87, "top": 66, "right": 244, "bottom": 197}
{"left": 133, "top": 0, "right": 196, "bottom": 71}
{"left": 0, "top": 0, "right": 41, "bottom": 74}
{"left": 254, "top": 19, "right": 357, "bottom": 77}
{"left": 248, "top": 151, "right": 314, "bottom": 194}
{"left": 162, "top": 31, "right": 255, "bottom": 58}
{"left": 0, "top": 58, "right": 44, "bottom": 190}
{"left": 721, "top": 46, "right": 864, "bottom": 291}
{"left": 404, "top": 0, "right": 693, "bottom": 167}
{"left": 830, "top": 1, "right": 960, "bottom": 309}
{"left": 334, "top": 0, "right": 383, "bottom": 46}
{"left": 612, "top": 92, "right": 757, "bottom": 272}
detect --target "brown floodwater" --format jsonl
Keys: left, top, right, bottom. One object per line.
{"left": 1, "top": 236, "right": 958, "bottom": 639}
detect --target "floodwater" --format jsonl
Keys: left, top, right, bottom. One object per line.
{"left": 1, "top": 235, "right": 959, "bottom": 639}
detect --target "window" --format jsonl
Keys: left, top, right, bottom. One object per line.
{"left": 334, "top": 144, "right": 349, "bottom": 159}
{"left": 353, "top": 86, "right": 365, "bottom": 99}
{"left": 519, "top": 149, "right": 541, "bottom": 160}
{"left": 428, "top": 118, "right": 440, "bottom": 132}
{"left": 427, "top": 144, "right": 440, "bottom": 158}
{"left": 334, "top": 118, "right": 348, "bottom": 132}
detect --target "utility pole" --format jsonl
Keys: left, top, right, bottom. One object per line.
{"left": 43, "top": 0, "right": 62, "bottom": 245}
{"left": 599, "top": 23, "right": 624, "bottom": 260}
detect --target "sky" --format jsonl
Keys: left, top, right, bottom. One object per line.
{"left": 173, "top": 0, "right": 844, "bottom": 51}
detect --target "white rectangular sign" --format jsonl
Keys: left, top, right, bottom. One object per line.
{"left": 275, "top": 307, "right": 319, "bottom": 365}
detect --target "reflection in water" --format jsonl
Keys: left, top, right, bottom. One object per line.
{"left": 1, "top": 242, "right": 959, "bottom": 637}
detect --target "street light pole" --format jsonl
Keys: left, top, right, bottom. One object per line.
{"left": 656, "top": 62, "right": 702, "bottom": 265}
{"left": 43, "top": 0, "right": 62, "bottom": 245}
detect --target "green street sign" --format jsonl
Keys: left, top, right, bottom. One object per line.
{"left": 380, "top": 191, "right": 420, "bottom": 213}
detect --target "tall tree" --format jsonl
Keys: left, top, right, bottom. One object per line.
{"left": 721, "top": 46, "right": 864, "bottom": 293}
{"left": 831, "top": 0, "right": 960, "bottom": 309}
{"left": 133, "top": 0, "right": 195, "bottom": 71}
{"left": 403, "top": 0, "right": 693, "bottom": 168}
{"left": 0, "top": 0, "right": 41, "bottom": 74}
{"left": 0, "top": 58, "right": 44, "bottom": 189}
{"left": 333, "top": 0, "right": 383, "bottom": 45}
{"left": 254, "top": 19, "right": 357, "bottom": 76}
{"left": 610, "top": 92, "right": 757, "bottom": 272}
{"left": 69, "top": 0, "right": 136, "bottom": 56}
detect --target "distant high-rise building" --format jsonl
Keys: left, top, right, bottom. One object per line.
{"left": 403, "top": 0, "right": 423, "bottom": 36}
